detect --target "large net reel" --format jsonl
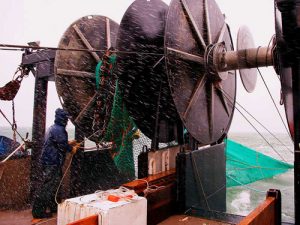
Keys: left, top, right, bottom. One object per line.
{"left": 116, "top": 0, "right": 237, "bottom": 146}
{"left": 55, "top": 0, "right": 296, "bottom": 148}
{"left": 115, "top": 0, "right": 296, "bottom": 146}
{"left": 116, "top": 0, "right": 180, "bottom": 144}
{"left": 165, "top": 0, "right": 236, "bottom": 144}
{"left": 55, "top": 15, "right": 119, "bottom": 142}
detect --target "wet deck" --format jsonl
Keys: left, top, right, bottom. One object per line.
{"left": 0, "top": 209, "right": 57, "bottom": 225}
{"left": 0, "top": 209, "right": 233, "bottom": 225}
{"left": 158, "top": 215, "right": 233, "bottom": 225}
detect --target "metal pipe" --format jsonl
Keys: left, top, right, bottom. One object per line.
{"left": 217, "top": 46, "right": 273, "bottom": 72}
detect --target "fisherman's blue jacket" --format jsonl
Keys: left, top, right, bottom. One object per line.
{"left": 40, "top": 109, "right": 72, "bottom": 167}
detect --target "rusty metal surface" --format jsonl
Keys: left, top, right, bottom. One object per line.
{"left": 116, "top": 0, "right": 180, "bottom": 143}
{"left": 0, "top": 157, "right": 30, "bottom": 210}
{"left": 55, "top": 15, "right": 118, "bottom": 141}
{"left": 30, "top": 77, "right": 48, "bottom": 200}
{"left": 165, "top": 0, "right": 236, "bottom": 144}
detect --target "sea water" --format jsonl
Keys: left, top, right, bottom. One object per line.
{"left": 227, "top": 132, "right": 294, "bottom": 223}
{"left": 0, "top": 127, "right": 294, "bottom": 223}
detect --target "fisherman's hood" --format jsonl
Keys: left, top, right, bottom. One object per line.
{"left": 54, "top": 108, "right": 69, "bottom": 126}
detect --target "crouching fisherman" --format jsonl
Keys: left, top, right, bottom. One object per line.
{"left": 32, "top": 108, "right": 80, "bottom": 221}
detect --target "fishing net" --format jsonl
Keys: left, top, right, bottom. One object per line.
{"left": 225, "top": 139, "right": 293, "bottom": 187}
{"left": 103, "top": 89, "right": 293, "bottom": 185}
{"left": 98, "top": 55, "right": 293, "bottom": 184}
{"left": 103, "top": 81, "right": 137, "bottom": 179}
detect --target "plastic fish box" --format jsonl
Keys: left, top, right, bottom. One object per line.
{"left": 57, "top": 193, "right": 147, "bottom": 225}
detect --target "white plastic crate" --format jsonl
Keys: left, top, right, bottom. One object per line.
{"left": 57, "top": 190, "right": 147, "bottom": 225}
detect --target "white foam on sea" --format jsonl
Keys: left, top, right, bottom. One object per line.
{"left": 230, "top": 190, "right": 251, "bottom": 216}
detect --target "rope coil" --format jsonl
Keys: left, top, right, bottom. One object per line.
{"left": 134, "top": 179, "right": 166, "bottom": 197}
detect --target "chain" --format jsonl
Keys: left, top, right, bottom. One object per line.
{"left": 92, "top": 79, "right": 114, "bottom": 140}
{"left": 13, "top": 65, "right": 30, "bottom": 82}
{"left": 92, "top": 49, "right": 116, "bottom": 142}
{"left": 11, "top": 100, "right": 17, "bottom": 142}
{"left": 8, "top": 65, "right": 31, "bottom": 142}
{"left": 92, "top": 80, "right": 109, "bottom": 139}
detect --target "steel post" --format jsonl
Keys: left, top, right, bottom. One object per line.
{"left": 30, "top": 76, "right": 48, "bottom": 200}
{"left": 293, "top": 58, "right": 300, "bottom": 225}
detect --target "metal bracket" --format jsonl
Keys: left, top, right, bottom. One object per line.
{"left": 21, "top": 49, "right": 56, "bottom": 81}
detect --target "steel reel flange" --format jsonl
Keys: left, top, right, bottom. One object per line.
{"left": 237, "top": 26, "right": 257, "bottom": 93}
{"left": 274, "top": 1, "right": 294, "bottom": 139}
{"left": 116, "top": 0, "right": 180, "bottom": 143}
{"left": 55, "top": 15, "right": 119, "bottom": 141}
{"left": 165, "top": 0, "right": 236, "bottom": 144}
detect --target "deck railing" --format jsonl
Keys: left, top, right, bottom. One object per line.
{"left": 238, "top": 189, "right": 281, "bottom": 225}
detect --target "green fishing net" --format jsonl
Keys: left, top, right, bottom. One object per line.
{"left": 104, "top": 81, "right": 137, "bottom": 178}
{"left": 97, "top": 56, "right": 293, "bottom": 184}
{"left": 225, "top": 139, "right": 293, "bottom": 187}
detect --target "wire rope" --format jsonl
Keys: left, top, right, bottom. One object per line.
{"left": 257, "top": 68, "right": 293, "bottom": 141}
{"left": 219, "top": 85, "right": 293, "bottom": 154}
{"left": 233, "top": 96, "right": 293, "bottom": 154}
{"left": 218, "top": 87, "right": 288, "bottom": 162}
{"left": 0, "top": 43, "right": 164, "bottom": 56}
{"left": 0, "top": 108, "right": 25, "bottom": 141}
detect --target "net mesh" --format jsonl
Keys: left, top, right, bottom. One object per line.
{"left": 225, "top": 139, "right": 293, "bottom": 187}
{"left": 100, "top": 58, "right": 293, "bottom": 185}
{"left": 104, "top": 89, "right": 293, "bottom": 185}
{"left": 104, "top": 81, "right": 138, "bottom": 178}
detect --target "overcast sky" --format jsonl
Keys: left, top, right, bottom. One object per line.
{"left": 0, "top": 0, "right": 288, "bottom": 136}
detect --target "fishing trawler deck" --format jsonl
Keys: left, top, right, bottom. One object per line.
{"left": 159, "top": 215, "right": 232, "bottom": 225}
{"left": 0, "top": 0, "right": 299, "bottom": 224}
{"left": 0, "top": 167, "right": 283, "bottom": 225}
{"left": 0, "top": 209, "right": 56, "bottom": 225}
{"left": 0, "top": 212, "right": 231, "bottom": 225}
{"left": 1, "top": 208, "right": 292, "bottom": 225}
{"left": 0, "top": 209, "right": 233, "bottom": 225}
